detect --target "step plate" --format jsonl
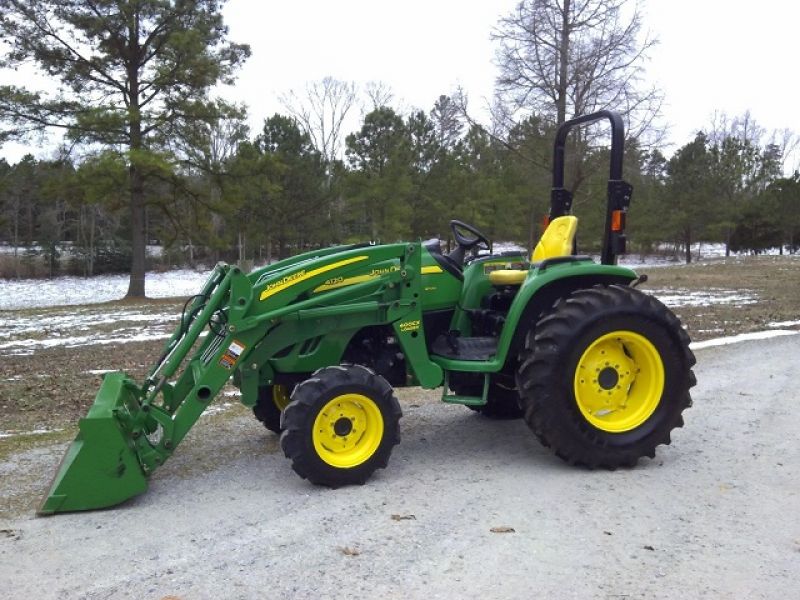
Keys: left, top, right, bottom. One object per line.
{"left": 431, "top": 335, "right": 498, "bottom": 361}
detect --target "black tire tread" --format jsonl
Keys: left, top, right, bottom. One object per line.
{"left": 280, "top": 364, "right": 402, "bottom": 487}
{"left": 252, "top": 386, "right": 284, "bottom": 434}
{"left": 516, "top": 284, "right": 696, "bottom": 469}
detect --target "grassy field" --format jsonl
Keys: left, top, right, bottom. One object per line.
{"left": 640, "top": 254, "right": 800, "bottom": 339}
{"left": 1, "top": 254, "right": 798, "bottom": 437}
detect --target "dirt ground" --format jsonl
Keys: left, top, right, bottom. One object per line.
{"left": 0, "top": 255, "right": 799, "bottom": 598}
{"left": 639, "top": 254, "right": 800, "bottom": 341}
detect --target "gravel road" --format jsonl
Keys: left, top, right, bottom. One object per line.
{"left": 1, "top": 335, "right": 799, "bottom": 599}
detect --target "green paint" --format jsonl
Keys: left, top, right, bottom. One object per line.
{"left": 42, "top": 240, "right": 638, "bottom": 513}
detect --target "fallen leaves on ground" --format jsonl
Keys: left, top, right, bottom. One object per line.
{"left": 339, "top": 546, "right": 361, "bottom": 556}
{"left": 390, "top": 514, "right": 416, "bottom": 521}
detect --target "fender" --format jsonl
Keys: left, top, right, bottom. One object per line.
{"left": 430, "top": 258, "right": 637, "bottom": 373}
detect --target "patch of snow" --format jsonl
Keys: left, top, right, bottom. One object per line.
{"left": 491, "top": 242, "right": 527, "bottom": 254}
{"left": 615, "top": 256, "right": 677, "bottom": 269}
{"left": 768, "top": 320, "right": 800, "bottom": 328}
{"left": 0, "top": 309, "right": 180, "bottom": 337}
{"left": 85, "top": 369, "right": 117, "bottom": 375}
{"left": 202, "top": 402, "right": 235, "bottom": 417}
{"left": 691, "top": 329, "right": 800, "bottom": 350}
{"left": 0, "top": 328, "right": 171, "bottom": 354}
{"left": 0, "top": 427, "right": 63, "bottom": 439}
{"left": 0, "top": 304, "right": 185, "bottom": 355}
{"left": 0, "top": 269, "right": 212, "bottom": 310}
{"left": 646, "top": 288, "right": 758, "bottom": 308}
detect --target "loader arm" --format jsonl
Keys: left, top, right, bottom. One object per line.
{"left": 39, "top": 243, "right": 443, "bottom": 514}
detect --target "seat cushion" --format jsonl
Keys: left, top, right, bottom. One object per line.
{"left": 488, "top": 269, "right": 527, "bottom": 286}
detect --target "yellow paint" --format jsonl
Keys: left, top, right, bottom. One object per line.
{"left": 314, "top": 263, "right": 442, "bottom": 293}
{"left": 272, "top": 384, "right": 291, "bottom": 411}
{"left": 487, "top": 216, "right": 578, "bottom": 285}
{"left": 368, "top": 265, "right": 400, "bottom": 276}
{"left": 260, "top": 255, "right": 368, "bottom": 300}
{"left": 573, "top": 330, "right": 665, "bottom": 433}
{"left": 488, "top": 269, "right": 528, "bottom": 286}
{"left": 314, "top": 274, "right": 374, "bottom": 292}
{"left": 532, "top": 215, "right": 578, "bottom": 261}
{"left": 312, "top": 393, "right": 384, "bottom": 468}
{"left": 399, "top": 319, "right": 420, "bottom": 332}
{"left": 421, "top": 265, "right": 443, "bottom": 274}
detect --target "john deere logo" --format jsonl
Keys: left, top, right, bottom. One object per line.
{"left": 265, "top": 270, "right": 306, "bottom": 292}
{"left": 369, "top": 265, "right": 400, "bottom": 277}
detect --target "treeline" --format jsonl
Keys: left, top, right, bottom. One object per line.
{"left": 1, "top": 99, "right": 799, "bottom": 278}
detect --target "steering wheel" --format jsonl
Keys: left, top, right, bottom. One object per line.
{"left": 450, "top": 220, "right": 492, "bottom": 253}
{"left": 446, "top": 220, "right": 492, "bottom": 266}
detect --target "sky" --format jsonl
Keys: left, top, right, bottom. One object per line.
{"left": 1, "top": 0, "right": 799, "bottom": 169}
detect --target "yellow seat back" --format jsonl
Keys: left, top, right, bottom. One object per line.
{"left": 531, "top": 215, "right": 578, "bottom": 262}
{"left": 488, "top": 215, "right": 579, "bottom": 287}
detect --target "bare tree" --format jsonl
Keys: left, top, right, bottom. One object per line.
{"left": 364, "top": 81, "right": 395, "bottom": 112}
{"left": 493, "top": 0, "right": 663, "bottom": 141}
{"left": 280, "top": 77, "right": 357, "bottom": 164}
{"left": 708, "top": 110, "right": 765, "bottom": 147}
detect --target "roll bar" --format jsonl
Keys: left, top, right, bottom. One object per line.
{"left": 548, "top": 110, "right": 632, "bottom": 265}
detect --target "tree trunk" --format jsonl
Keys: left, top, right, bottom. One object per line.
{"left": 25, "top": 192, "right": 33, "bottom": 246}
{"left": 725, "top": 226, "right": 731, "bottom": 257}
{"left": 127, "top": 162, "right": 147, "bottom": 297}
{"left": 88, "top": 206, "right": 95, "bottom": 277}
{"left": 12, "top": 198, "right": 19, "bottom": 279}
{"left": 684, "top": 227, "right": 692, "bottom": 264}
{"left": 125, "top": 11, "right": 147, "bottom": 298}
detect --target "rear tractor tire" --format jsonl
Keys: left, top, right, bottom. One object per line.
{"left": 252, "top": 384, "right": 292, "bottom": 434}
{"left": 516, "top": 284, "right": 696, "bottom": 468}
{"left": 280, "top": 365, "right": 402, "bottom": 487}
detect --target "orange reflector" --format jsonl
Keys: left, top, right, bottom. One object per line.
{"left": 611, "top": 210, "right": 624, "bottom": 232}
{"left": 541, "top": 215, "right": 551, "bottom": 229}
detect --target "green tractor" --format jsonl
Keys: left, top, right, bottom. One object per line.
{"left": 39, "top": 111, "right": 696, "bottom": 514}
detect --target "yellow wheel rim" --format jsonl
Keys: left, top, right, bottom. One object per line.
{"left": 573, "top": 330, "right": 665, "bottom": 433}
{"left": 312, "top": 393, "right": 384, "bottom": 468}
{"left": 272, "top": 385, "right": 291, "bottom": 411}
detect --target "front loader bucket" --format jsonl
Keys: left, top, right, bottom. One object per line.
{"left": 38, "top": 373, "right": 148, "bottom": 515}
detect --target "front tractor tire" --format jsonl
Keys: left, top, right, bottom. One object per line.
{"left": 516, "top": 285, "right": 696, "bottom": 469}
{"left": 252, "top": 385, "right": 292, "bottom": 434}
{"left": 280, "top": 365, "right": 402, "bottom": 487}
